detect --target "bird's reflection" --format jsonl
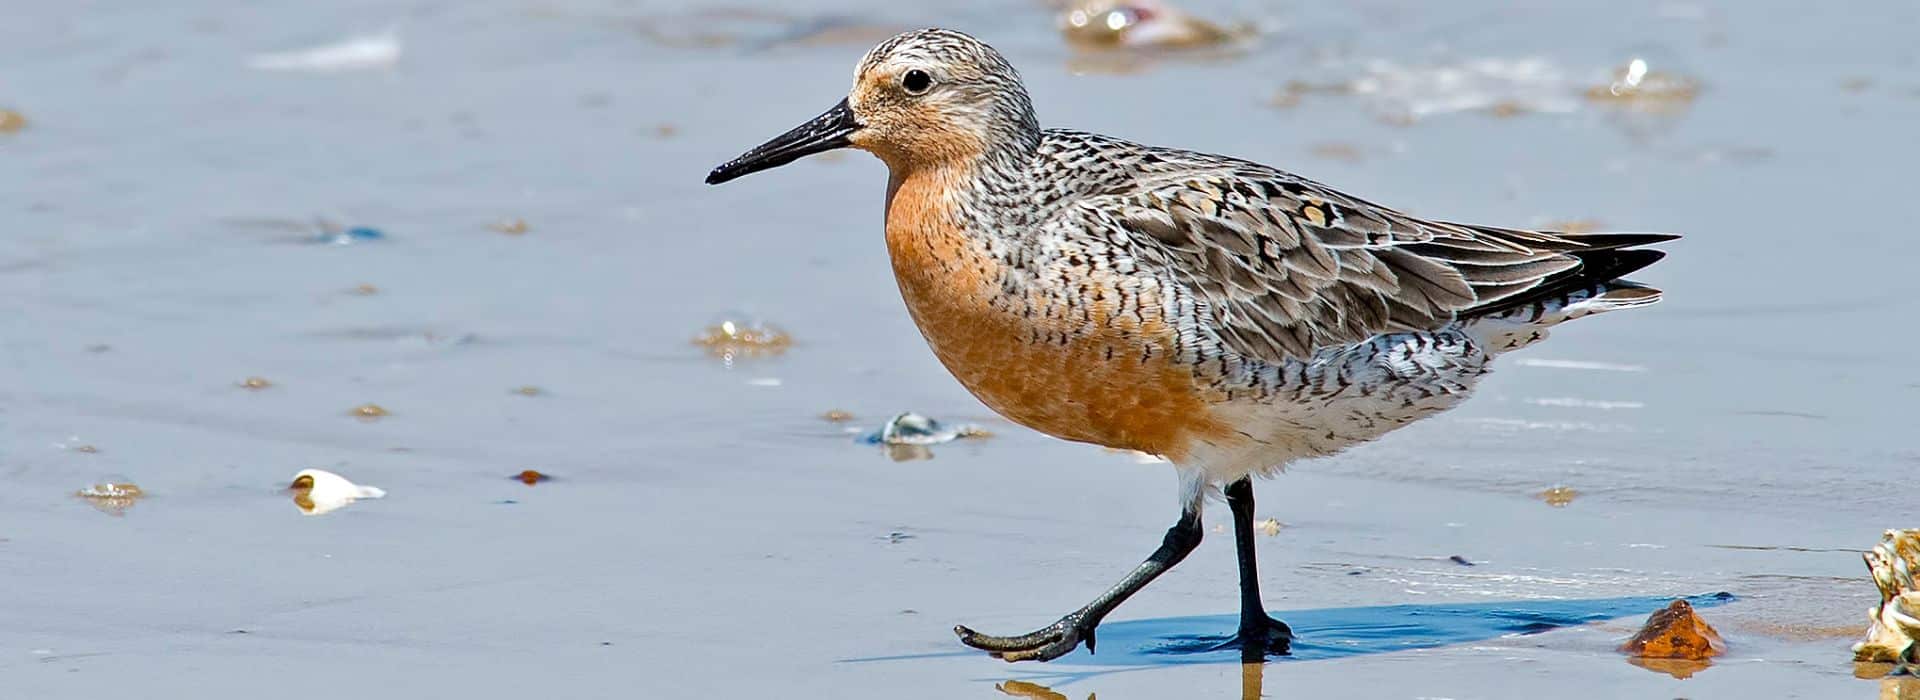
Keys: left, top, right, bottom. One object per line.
{"left": 995, "top": 680, "right": 1076, "bottom": 700}
{"left": 1239, "top": 662, "right": 1264, "bottom": 700}
{"left": 1625, "top": 656, "right": 1712, "bottom": 679}
{"left": 996, "top": 663, "right": 1268, "bottom": 700}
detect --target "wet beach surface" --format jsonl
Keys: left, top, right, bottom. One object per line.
{"left": 3, "top": 1, "right": 1918, "bottom": 697}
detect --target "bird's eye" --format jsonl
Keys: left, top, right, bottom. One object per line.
{"left": 902, "top": 69, "right": 933, "bottom": 95}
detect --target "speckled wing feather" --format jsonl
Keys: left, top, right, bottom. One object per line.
{"left": 1046, "top": 133, "right": 1676, "bottom": 362}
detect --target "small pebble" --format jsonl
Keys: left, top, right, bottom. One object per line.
{"left": 1621, "top": 599, "right": 1726, "bottom": 661}
{"left": 821, "top": 409, "right": 854, "bottom": 422}
{"left": 72, "top": 445, "right": 99, "bottom": 454}
{"left": 350, "top": 283, "right": 380, "bottom": 295}
{"left": 350, "top": 403, "right": 390, "bottom": 420}
{"left": 514, "top": 469, "right": 550, "bottom": 486}
{"left": 239, "top": 376, "right": 273, "bottom": 390}
{"left": 488, "top": 218, "right": 530, "bottom": 235}
{"left": 1539, "top": 485, "right": 1579, "bottom": 507}
{"left": 0, "top": 108, "right": 26, "bottom": 134}
{"left": 513, "top": 385, "right": 543, "bottom": 397}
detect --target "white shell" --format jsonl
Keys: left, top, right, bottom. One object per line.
{"left": 291, "top": 468, "right": 386, "bottom": 516}
{"left": 248, "top": 31, "right": 401, "bottom": 73}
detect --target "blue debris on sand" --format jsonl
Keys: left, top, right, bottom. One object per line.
{"left": 316, "top": 226, "right": 386, "bottom": 245}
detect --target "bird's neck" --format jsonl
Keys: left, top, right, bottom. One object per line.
{"left": 881, "top": 132, "right": 1038, "bottom": 235}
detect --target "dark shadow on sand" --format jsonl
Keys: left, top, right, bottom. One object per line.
{"left": 842, "top": 592, "right": 1734, "bottom": 679}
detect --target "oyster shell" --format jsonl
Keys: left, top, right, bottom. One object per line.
{"left": 1855, "top": 529, "right": 1920, "bottom": 672}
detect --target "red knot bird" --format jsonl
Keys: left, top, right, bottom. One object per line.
{"left": 706, "top": 28, "right": 1677, "bottom": 662}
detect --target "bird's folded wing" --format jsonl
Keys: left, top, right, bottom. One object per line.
{"left": 1087, "top": 166, "right": 1673, "bottom": 363}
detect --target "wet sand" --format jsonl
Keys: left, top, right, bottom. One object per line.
{"left": 4, "top": 1, "right": 1918, "bottom": 697}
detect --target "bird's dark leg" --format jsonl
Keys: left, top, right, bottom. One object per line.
{"left": 1225, "top": 476, "right": 1292, "bottom": 660}
{"left": 955, "top": 509, "right": 1204, "bottom": 662}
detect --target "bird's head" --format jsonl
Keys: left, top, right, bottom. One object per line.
{"left": 706, "top": 28, "right": 1037, "bottom": 185}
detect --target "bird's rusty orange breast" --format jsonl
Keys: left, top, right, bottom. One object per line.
{"left": 882, "top": 168, "right": 1232, "bottom": 461}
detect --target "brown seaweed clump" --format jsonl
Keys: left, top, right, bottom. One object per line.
{"left": 1620, "top": 598, "right": 1725, "bottom": 677}
{"left": 1854, "top": 529, "right": 1920, "bottom": 674}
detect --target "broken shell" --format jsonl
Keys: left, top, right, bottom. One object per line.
{"left": 350, "top": 403, "right": 390, "bottom": 420}
{"left": 1256, "top": 517, "right": 1282, "bottom": 536}
{"left": 513, "top": 385, "right": 543, "bottom": 397}
{"left": 1539, "top": 485, "right": 1579, "bottom": 507}
{"left": 239, "top": 376, "right": 273, "bottom": 390}
{"left": 868, "top": 412, "right": 990, "bottom": 446}
{"left": 488, "top": 218, "right": 530, "bottom": 235}
{"left": 72, "top": 444, "right": 100, "bottom": 454}
{"left": 1854, "top": 529, "right": 1920, "bottom": 672}
{"left": 75, "top": 480, "right": 144, "bottom": 516}
{"left": 288, "top": 468, "right": 385, "bottom": 516}
{"left": 350, "top": 283, "right": 380, "bottom": 295}
{"left": 1058, "top": 0, "right": 1242, "bottom": 50}
{"left": 514, "top": 469, "right": 550, "bottom": 486}
{"left": 1621, "top": 599, "right": 1726, "bottom": 662}
{"left": 1585, "top": 57, "right": 1701, "bottom": 110}
{"left": 693, "top": 319, "right": 791, "bottom": 365}
{"left": 821, "top": 409, "right": 854, "bottom": 422}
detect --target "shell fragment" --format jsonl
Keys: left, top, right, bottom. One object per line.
{"left": 1855, "top": 529, "right": 1920, "bottom": 673}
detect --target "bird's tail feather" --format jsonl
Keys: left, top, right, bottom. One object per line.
{"left": 1465, "top": 280, "right": 1664, "bottom": 353}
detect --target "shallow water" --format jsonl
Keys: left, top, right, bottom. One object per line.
{"left": 3, "top": 1, "right": 1918, "bottom": 698}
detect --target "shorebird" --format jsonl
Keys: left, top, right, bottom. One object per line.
{"left": 706, "top": 28, "right": 1676, "bottom": 662}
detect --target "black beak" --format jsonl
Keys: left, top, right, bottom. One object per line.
{"left": 705, "top": 98, "right": 861, "bottom": 185}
